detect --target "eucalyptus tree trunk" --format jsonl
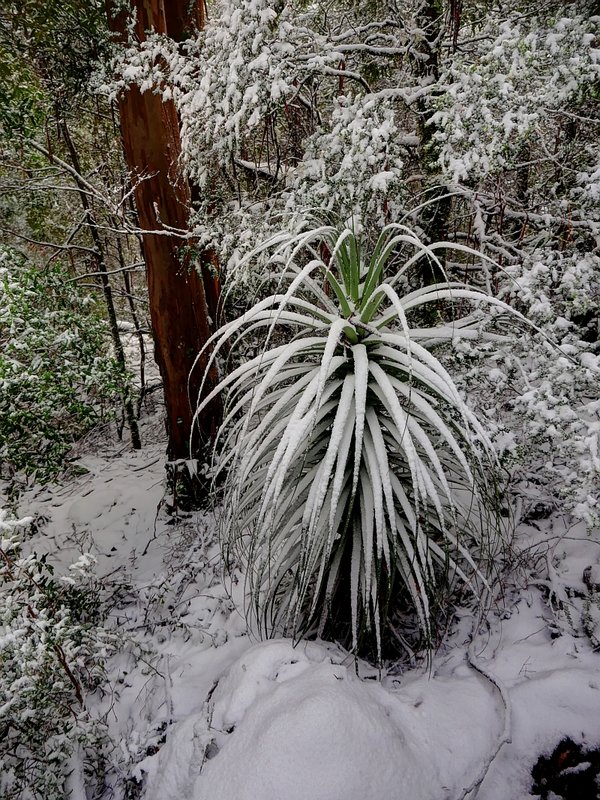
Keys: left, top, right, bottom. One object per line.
{"left": 107, "top": 0, "right": 221, "bottom": 467}
{"left": 413, "top": 0, "right": 450, "bottom": 285}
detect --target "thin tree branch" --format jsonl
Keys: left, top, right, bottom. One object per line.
{"left": 64, "top": 262, "right": 145, "bottom": 282}
{"left": 23, "top": 138, "right": 109, "bottom": 207}
{"left": 0, "top": 227, "right": 99, "bottom": 255}
{"left": 456, "top": 638, "right": 512, "bottom": 800}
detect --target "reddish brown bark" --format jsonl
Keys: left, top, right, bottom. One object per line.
{"left": 107, "top": 0, "right": 220, "bottom": 461}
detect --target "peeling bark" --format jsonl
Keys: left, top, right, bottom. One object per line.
{"left": 107, "top": 0, "right": 221, "bottom": 461}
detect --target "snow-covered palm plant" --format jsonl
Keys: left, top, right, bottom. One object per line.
{"left": 195, "top": 223, "right": 514, "bottom": 655}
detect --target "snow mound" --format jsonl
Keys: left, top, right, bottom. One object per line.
{"left": 145, "top": 640, "right": 501, "bottom": 800}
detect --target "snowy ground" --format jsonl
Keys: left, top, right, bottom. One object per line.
{"left": 9, "top": 412, "right": 600, "bottom": 800}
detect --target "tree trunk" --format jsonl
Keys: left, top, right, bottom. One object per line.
{"left": 413, "top": 0, "right": 450, "bottom": 285}
{"left": 107, "top": 0, "right": 221, "bottom": 463}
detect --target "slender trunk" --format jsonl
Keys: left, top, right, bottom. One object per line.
{"left": 115, "top": 234, "right": 146, "bottom": 415}
{"left": 60, "top": 121, "right": 141, "bottom": 450}
{"left": 510, "top": 142, "right": 530, "bottom": 243}
{"left": 414, "top": 0, "right": 449, "bottom": 285}
{"left": 556, "top": 118, "right": 577, "bottom": 250}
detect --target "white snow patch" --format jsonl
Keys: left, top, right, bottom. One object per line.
{"left": 145, "top": 640, "right": 500, "bottom": 800}
{"left": 480, "top": 669, "right": 600, "bottom": 799}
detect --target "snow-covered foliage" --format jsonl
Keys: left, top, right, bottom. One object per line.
{"left": 0, "top": 246, "right": 127, "bottom": 484}
{"left": 434, "top": 2, "right": 600, "bottom": 521}
{"left": 194, "top": 223, "right": 517, "bottom": 656}
{"left": 99, "top": 0, "right": 600, "bottom": 648}
{"left": 432, "top": 10, "right": 600, "bottom": 182}
{"left": 100, "top": 1, "right": 419, "bottom": 264}
{"left": 0, "top": 508, "right": 118, "bottom": 800}
{"left": 287, "top": 93, "right": 414, "bottom": 226}
{"left": 101, "top": 0, "right": 600, "bottom": 254}
{"left": 502, "top": 251, "right": 600, "bottom": 525}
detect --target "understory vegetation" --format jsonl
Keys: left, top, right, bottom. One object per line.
{"left": 0, "top": 511, "right": 118, "bottom": 800}
{"left": 0, "top": 246, "right": 129, "bottom": 485}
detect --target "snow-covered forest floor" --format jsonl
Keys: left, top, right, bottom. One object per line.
{"left": 8, "top": 403, "right": 600, "bottom": 800}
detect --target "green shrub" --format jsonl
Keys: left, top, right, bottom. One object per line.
{"left": 196, "top": 223, "right": 517, "bottom": 658}
{"left": 0, "top": 246, "right": 126, "bottom": 482}
{"left": 0, "top": 508, "right": 118, "bottom": 799}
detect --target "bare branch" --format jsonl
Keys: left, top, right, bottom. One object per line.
{"left": 456, "top": 637, "right": 512, "bottom": 800}
{"left": 330, "top": 19, "right": 405, "bottom": 42}
{"left": 23, "top": 139, "right": 109, "bottom": 207}
{"left": 0, "top": 227, "right": 99, "bottom": 256}
{"left": 64, "top": 262, "right": 145, "bottom": 283}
